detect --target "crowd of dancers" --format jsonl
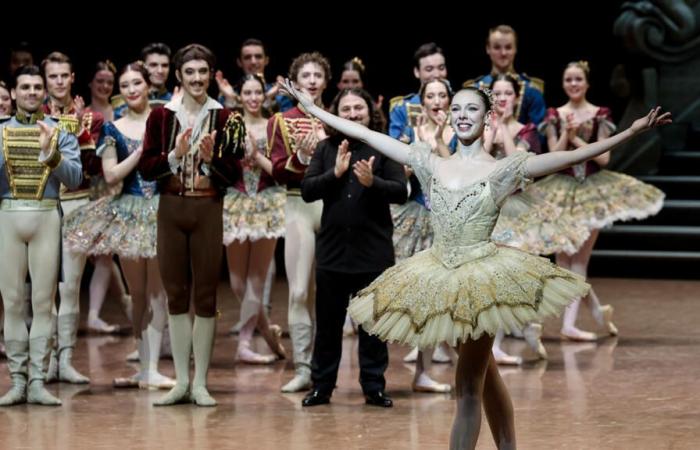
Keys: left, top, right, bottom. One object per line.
{"left": 0, "top": 24, "right": 671, "bottom": 449}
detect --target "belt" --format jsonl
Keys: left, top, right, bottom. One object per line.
{"left": 286, "top": 187, "right": 301, "bottom": 197}
{"left": 0, "top": 198, "right": 59, "bottom": 211}
{"left": 160, "top": 176, "right": 220, "bottom": 198}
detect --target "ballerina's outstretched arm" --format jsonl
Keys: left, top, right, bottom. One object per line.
{"left": 280, "top": 78, "right": 413, "bottom": 165}
{"left": 526, "top": 107, "right": 672, "bottom": 178}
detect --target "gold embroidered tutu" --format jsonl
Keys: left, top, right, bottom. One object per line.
{"left": 492, "top": 189, "right": 592, "bottom": 255}
{"left": 391, "top": 200, "right": 433, "bottom": 261}
{"left": 348, "top": 144, "right": 590, "bottom": 348}
{"left": 64, "top": 194, "right": 159, "bottom": 259}
{"left": 525, "top": 170, "right": 664, "bottom": 230}
{"left": 223, "top": 186, "right": 285, "bottom": 244}
{"left": 349, "top": 242, "right": 589, "bottom": 348}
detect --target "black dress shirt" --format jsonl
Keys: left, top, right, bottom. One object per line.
{"left": 301, "top": 135, "right": 407, "bottom": 273}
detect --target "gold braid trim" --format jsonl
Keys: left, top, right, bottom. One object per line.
{"left": 56, "top": 115, "right": 80, "bottom": 135}
{"left": 43, "top": 129, "right": 63, "bottom": 169}
{"left": 2, "top": 127, "right": 53, "bottom": 199}
{"left": 217, "top": 112, "right": 246, "bottom": 158}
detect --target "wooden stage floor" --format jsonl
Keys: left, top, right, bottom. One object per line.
{"left": 0, "top": 277, "right": 698, "bottom": 449}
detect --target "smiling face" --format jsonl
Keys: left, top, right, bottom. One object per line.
{"left": 414, "top": 53, "right": 447, "bottom": 84}
{"left": 240, "top": 78, "right": 264, "bottom": 115}
{"left": 119, "top": 69, "right": 149, "bottom": 112}
{"left": 12, "top": 74, "right": 45, "bottom": 114}
{"left": 421, "top": 80, "right": 450, "bottom": 123}
{"left": 491, "top": 79, "right": 517, "bottom": 116}
{"left": 450, "top": 89, "right": 488, "bottom": 142}
{"left": 90, "top": 69, "right": 115, "bottom": 103}
{"left": 563, "top": 65, "right": 589, "bottom": 102}
{"left": 337, "top": 92, "right": 370, "bottom": 127}
{"left": 177, "top": 59, "right": 210, "bottom": 102}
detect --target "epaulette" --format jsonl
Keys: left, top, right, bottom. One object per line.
{"left": 389, "top": 95, "right": 405, "bottom": 112}
{"left": 462, "top": 78, "right": 477, "bottom": 88}
{"left": 462, "top": 74, "right": 487, "bottom": 89}
{"left": 56, "top": 115, "right": 80, "bottom": 135}
{"left": 110, "top": 94, "right": 126, "bottom": 109}
{"left": 522, "top": 74, "right": 544, "bottom": 93}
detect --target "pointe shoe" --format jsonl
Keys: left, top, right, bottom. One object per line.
{"left": 431, "top": 345, "right": 452, "bottom": 364}
{"left": 493, "top": 348, "right": 522, "bottom": 365}
{"left": 281, "top": 370, "right": 312, "bottom": 393}
{"left": 412, "top": 373, "right": 451, "bottom": 393}
{"left": 403, "top": 347, "right": 418, "bottom": 363}
{"left": 139, "top": 371, "right": 177, "bottom": 390}
{"left": 125, "top": 348, "right": 139, "bottom": 362}
{"left": 560, "top": 327, "right": 597, "bottom": 342}
{"left": 87, "top": 316, "right": 119, "bottom": 334}
{"left": 265, "top": 324, "right": 287, "bottom": 359}
{"left": 600, "top": 305, "right": 619, "bottom": 336}
{"left": 523, "top": 323, "right": 548, "bottom": 360}
{"left": 236, "top": 345, "right": 276, "bottom": 365}
{"left": 113, "top": 372, "right": 142, "bottom": 388}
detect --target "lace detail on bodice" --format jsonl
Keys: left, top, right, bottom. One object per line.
{"left": 408, "top": 143, "right": 532, "bottom": 268}
{"left": 242, "top": 166, "right": 262, "bottom": 195}
{"left": 241, "top": 136, "right": 268, "bottom": 195}
{"left": 124, "top": 136, "right": 156, "bottom": 198}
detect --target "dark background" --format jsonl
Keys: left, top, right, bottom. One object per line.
{"left": 2, "top": 2, "right": 637, "bottom": 119}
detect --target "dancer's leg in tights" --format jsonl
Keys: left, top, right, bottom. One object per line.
{"left": 109, "top": 260, "right": 132, "bottom": 321}
{"left": 450, "top": 334, "right": 515, "bottom": 450}
{"left": 559, "top": 229, "right": 615, "bottom": 340}
{"left": 235, "top": 238, "right": 282, "bottom": 364}
{"left": 281, "top": 199, "right": 319, "bottom": 392}
{"left": 87, "top": 255, "right": 119, "bottom": 333}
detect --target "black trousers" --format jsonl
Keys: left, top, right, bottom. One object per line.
{"left": 311, "top": 269, "right": 388, "bottom": 395}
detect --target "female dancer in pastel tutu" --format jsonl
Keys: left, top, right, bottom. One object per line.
{"left": 222, "top": 74, "right": 286, "bottom": 364}
{"left": 64, "top": 62, "right": 174, "bottom": 389}
{"left": 280, "top": 78, "right": 670, "bottom": 449}
{"left": 393, "top": 78, "right": 454, "bottom": 392}
{"left": 532, "top": 62, "right": 665, "bottom": 341}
